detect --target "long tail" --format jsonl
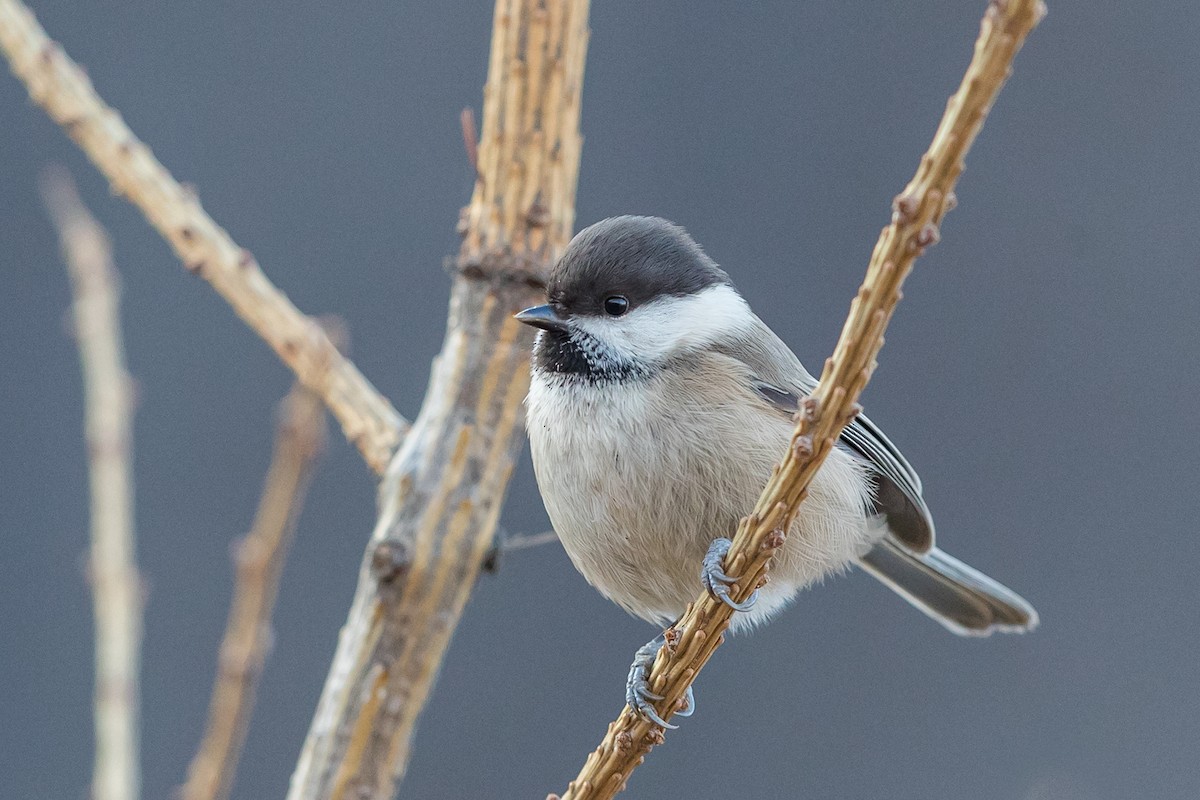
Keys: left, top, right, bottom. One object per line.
{"left": 859, "top": 538, "right": 1039, "bottom": 636}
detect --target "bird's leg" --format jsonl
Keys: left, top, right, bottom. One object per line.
{"left": 625, "top": 631, "right": 695, "bottom": 728}
{"left": 702, "top": 537, "right": 759, "bottom": 612}
{"left": 625, "top": 537, "right": 756, "bottom": 728}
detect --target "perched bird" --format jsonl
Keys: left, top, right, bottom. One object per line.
{"left": 517, "top": 215, "right": 1037, "bottom": 727}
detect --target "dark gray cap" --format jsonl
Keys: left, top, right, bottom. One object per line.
{"left": 547, "top": 216, "right": 732, "bottom": 317}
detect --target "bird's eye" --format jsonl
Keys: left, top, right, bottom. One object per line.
{"left": 603, "top": 295, "right": 629, "bottom": 316}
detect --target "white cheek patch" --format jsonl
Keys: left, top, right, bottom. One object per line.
{"left": 570, "top": 283, "right": 755, "bottom": 365}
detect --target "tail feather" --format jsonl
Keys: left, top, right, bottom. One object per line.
{"left": 860, "top": 538, "right": 1038, "bottom": 636}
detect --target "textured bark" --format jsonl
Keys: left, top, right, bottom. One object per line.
{"left": 3, "top": 0, "right": 592, "bottom": 796}
{"left": 2, "top": 1, "right": 588, "bottom": 796}
{"left": 287, "top": 2, "right": 590, "bottom": 798}
{"left": 556, "top": 2, "right": 1046, "bottom": 797}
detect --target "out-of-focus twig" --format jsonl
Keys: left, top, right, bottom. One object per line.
{"left": 0, "top": 0, "right": 407, "bottom": 475}
{"left": 482, "top": 528, "right": 561, "bottom": 573}
{"left": 460, "top": 107, "right": 479, "bottom": 175}
{"left": 557, "top": 2, "right": 1046, "bottom": 798}
{"left": 180, "top": 382, "right": 328, "bottom": 800}
{"left": 288, "top": 1, "right": 591, "bottom": 798}
{"left": 40, "top": 166, "right": 142, "bottom": 800}
{"left": 502, "top": 529, "right": 560, "bottom": 553}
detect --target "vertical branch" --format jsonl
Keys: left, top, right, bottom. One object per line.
{"left": 287, "top": 2, "right": 590, "bottom": 798}
{"left": 181, "top": 382, "right": 327, "bottom": 800}
{"left": 556, "top": 1, "right": 1045, "bottom": 798}
{"left": 40, "top": 167, "right": 142, "bottom": 800}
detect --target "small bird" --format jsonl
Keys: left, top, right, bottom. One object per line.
{"left": 517, "top": 216, "right": 1037, "bottom": 727}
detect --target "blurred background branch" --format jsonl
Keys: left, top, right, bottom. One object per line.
{"left": 40, "top": 166, "right": 142, "bottom": 800}
{"left": 5, "top": 1, "right": 589, "bottom": 798}
{"left": 557, "top": 1, "right": 1045, "bottom": 797}
{"left": 0, "top": 0, "right": 407, "bottom": 475}
{"left": 181, "top": 380, "right": 328, "bottom": 800}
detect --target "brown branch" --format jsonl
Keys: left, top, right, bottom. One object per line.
{"left": 287, "top": 2, "right": 590, "bottom": 797}
{"left": 40, "top": 166, "right": 142, "bottom": 800}
{"left": 556, "top": 2, "right": 1045, "bottom": 798}
{"left": 181, "top": 382, "right": 327, "bottom": 800}
{"left": 461, "top": 107, "right": 479, "bottom": 175}
{"left": 0, "top": 0, "right": 407, "bottom": 475}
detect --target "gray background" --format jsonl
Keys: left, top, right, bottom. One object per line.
{"left": 1, "top": 2, "right": 1196, "bottom": 798}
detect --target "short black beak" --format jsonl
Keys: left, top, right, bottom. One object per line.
{"left": 514, "top": 304, "right": 568, "bottom": 333}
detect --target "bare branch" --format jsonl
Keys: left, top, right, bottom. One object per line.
{"left": 181, "top": 383, "right": 327, "bottom": 800}
{"left": 40, "top": 166, "right": 142, "bottom": 800}
{"left": 557, "top": 2, "right": 1046, "bottom": 797}
{"left": 460, "top": 106, "right": 479, "bottom": 175}
{"left": 0, "top": 0, "right": 407, "bottom": 475}
{"left": 482, "top": 529, "right": 561, "bottom": 573}
{"left": 502, "top": 529, "right": 560, "bottom": 553}
{"left": 288, "top": 2, "right": 590, "bottom": 797}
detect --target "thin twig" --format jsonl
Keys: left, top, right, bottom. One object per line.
{"left": 557, "top": 2, "right": 1045, "bottom": 797}
{"left": 287, "top": 2, "right": 590, "bottom": 798}
{"left": 503, "top": 529, "right": 560, "bottom": 552}
{"left": 482, "top": 529, "right": 561, "bottom": 573}
{"left": 180, "top": 383, "right": 327, "bottom": 800}
{"left": 40, "top": 166, "right": 142, "bottom": 800}
{"left": 0, "top": 0, "right": 407, "bottom": 475}
{"left": 461, "top": 106, "right": 479, "bottom": 175}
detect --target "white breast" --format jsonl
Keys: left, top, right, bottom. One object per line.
{"left": 526, "top": 357, "right": 879, "bottom": 631}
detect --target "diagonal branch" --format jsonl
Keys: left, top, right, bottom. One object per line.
{"left": 287, "top": 2, "right": 590, "bottom": 797}
{"left": 0, "top": 0, "right": 407, "bottom": 475}
{"left": 181, "top": 381, "right": 328, "bottom": 800}
{"left": 40, "top": 166, "right": 143, "bottom": 800}
{"left": 556, "top": 2, "right": 1046, "bottom": 798}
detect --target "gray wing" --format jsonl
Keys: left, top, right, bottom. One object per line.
{"left": 717, "top": 315, "right": 934, "bottom": 553}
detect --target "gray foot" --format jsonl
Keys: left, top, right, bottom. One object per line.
{"left": 625, "top": 634, "right": 695, "bottom": 728}
{"left": 702, "top": 537, "right": 759, "bottom": 612}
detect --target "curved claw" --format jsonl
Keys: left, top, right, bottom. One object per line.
{"left": 626, "top": 675, "right": 674, "bottom": 729}
{"left": 706, "top": 564, "right": 736, "bottom": 584}
{"left": 625, "top": 634, "right": 681, "bottom": 729}
{"left": 634, "top": 685, "right": 664, "bottom": 702}
{"left": 710, "top": 581, "right": 759, "bottom": 612}
{"left": 674, "top": 686, "right": 696, "bottom": 718}
{"left": 635, "top": 697, "right": 676, "bottom": 730}
{"left": 702, "top": 537, "right": 760, "bottom": 612}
